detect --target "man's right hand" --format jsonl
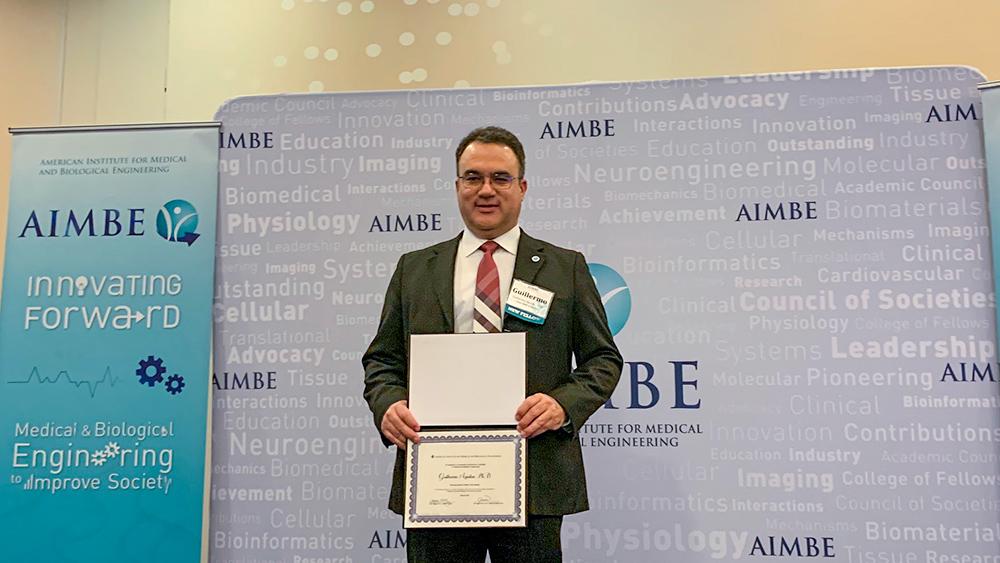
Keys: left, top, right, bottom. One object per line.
{"left": 381, "top": 400, "right": 421, "bottom": 449}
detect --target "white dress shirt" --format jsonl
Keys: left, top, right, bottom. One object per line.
{"left": 453, "top": 226, "right": 521, "bottom": 333}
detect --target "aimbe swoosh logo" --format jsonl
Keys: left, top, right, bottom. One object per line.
{"left": 588, "top": 263, "right": 630, "bottom": 336}
{"left": 155, "top": 199, "right": 201, "bottom": 245}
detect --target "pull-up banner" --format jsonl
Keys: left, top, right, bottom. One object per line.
{"left": 980, "top": 81, "right": 1000, "bottom": 332}
{"left": 0, "top": 123, "right": 220, "bottom": 561}
{"left": 211, "top": 67, "right": 1000, "bottom": 563}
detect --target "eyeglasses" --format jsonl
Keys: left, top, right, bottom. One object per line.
{"left": 458, "top": 172, "right": 521, "bottom": 191}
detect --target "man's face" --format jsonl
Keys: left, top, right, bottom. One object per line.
{"left": 455, "top": 141, "right": 527, "bottom": 239}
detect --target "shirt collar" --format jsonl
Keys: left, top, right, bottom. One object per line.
{"left": 459, "top": 225, "right": 521, "bottom": 258}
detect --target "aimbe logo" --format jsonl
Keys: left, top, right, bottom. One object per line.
{"left": 18, "top": 199, "right": 202, "bottom": 246}
{"left": 588, "top": 263, "right": 630, "bottom": 336}
{"left": 589, "top": 262, "right": 702, "bottom": 411}
{"left": 156, "top": 199, "right": 200, "bottom": 245}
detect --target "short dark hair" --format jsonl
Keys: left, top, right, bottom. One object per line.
{"left": 455, "top": 126, "right": 526, "bottom": 177}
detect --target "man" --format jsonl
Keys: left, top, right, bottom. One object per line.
{"left": 362, "top": 126, "right": 623, "bottom": 563}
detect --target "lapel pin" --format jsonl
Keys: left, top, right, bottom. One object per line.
{"left": 532, "top": 255, "right": 540, "bottom": 262}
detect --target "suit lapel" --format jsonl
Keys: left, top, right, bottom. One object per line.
{"left": 431, "top": 234, "right": 461, "bottom": 333}
{"left": 513, "top": 232, "right": 545, "bottom": 284}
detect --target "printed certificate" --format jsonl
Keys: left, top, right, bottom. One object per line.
{"left": 404, "top": 429, "right": 526, "bottom": 528}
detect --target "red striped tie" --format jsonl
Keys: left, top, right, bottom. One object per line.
{"left": 473, "top": 241, "right": 502, "bottom": 333}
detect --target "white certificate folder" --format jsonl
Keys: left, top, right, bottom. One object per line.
{"left": 408, "top": 333, "right": 525, "bottom": 427}
{"left": 405, "top": 333, "right": 527, "bottom": 528}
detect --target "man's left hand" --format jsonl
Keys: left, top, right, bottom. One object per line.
{"left": 515, "top": 393, "right": 566, "bottom": 438}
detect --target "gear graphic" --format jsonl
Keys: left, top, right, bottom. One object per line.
{"left": 91, "top": 451, "right": 107, "bottom": 466}
{"left": 136, "top": 356, "right": 166, "bottom": 387}
{"left": 165, "top": 374, "right": 185, "bottom": 395}
{"left": 103, "top": 442, "right": 120, "bottom": 458}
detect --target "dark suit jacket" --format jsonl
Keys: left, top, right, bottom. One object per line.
{"left": 362, "top": 231, "right": 623, "bottom": 515}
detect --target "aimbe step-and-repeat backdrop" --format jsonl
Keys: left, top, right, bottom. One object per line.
{"left": 210, "top": 67, "right": 1000, "bottom": 563}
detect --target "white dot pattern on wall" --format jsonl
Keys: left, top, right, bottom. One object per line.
{"left": 262, "top": 0, "right": 527, "bottom": 89}
{"left": 399, "top": 68, "right": 428, "bottom": 84}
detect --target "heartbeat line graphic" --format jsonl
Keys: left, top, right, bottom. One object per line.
{"left": 8, "top": 366, "right": 119, "bottom": 398}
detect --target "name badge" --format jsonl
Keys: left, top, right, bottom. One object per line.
{"left": 504, "top": 279, "right": 554, "bottom": 325}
